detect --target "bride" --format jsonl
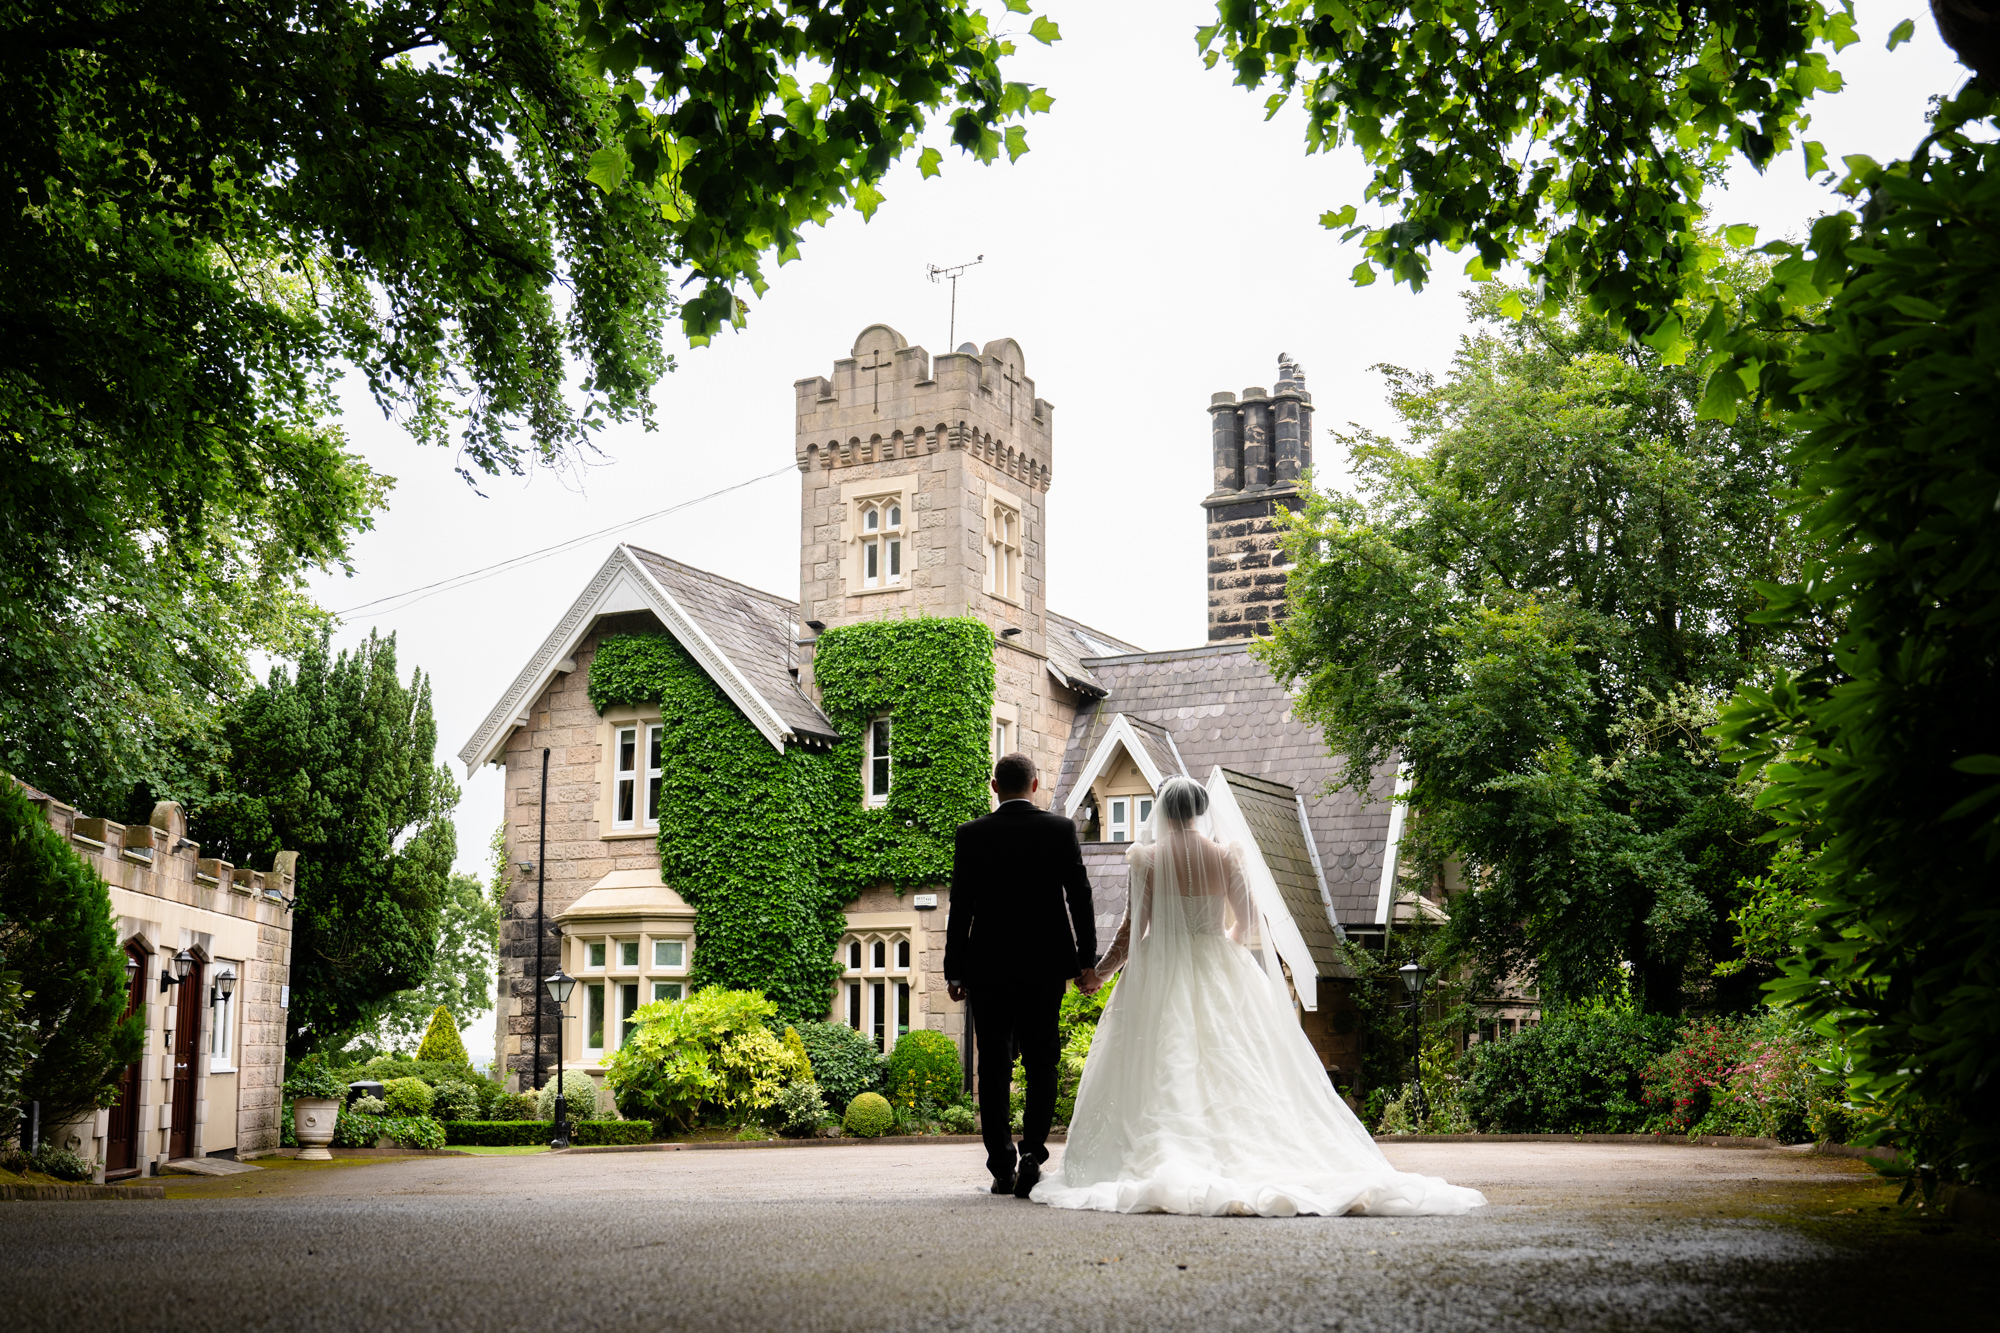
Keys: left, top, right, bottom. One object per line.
{"left": 1030, "top": 775, "right": 1486, "bottom": 1217}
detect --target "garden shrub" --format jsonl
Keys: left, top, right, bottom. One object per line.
{"left": 885, "top": 1029, "right": 962, "bottom": 1114}
{"left": 1642, "top": 1009, "right": 1840, "bottom": 1143}
{"left": 350, "top": 1094, "right": 388, "bottom": 1115}
{"left": 782, "top": 1026, "right": 812, "bottom": 1079}
{"left": 843, "top": 1091, "right": 894, "bottom": 1138}
{"left": 0, "top": 964, "right": 38, "bottom": 1148}
{"left": 335, "top": 1110, "right": 446, "bottom": 1149}
{"left": 773, "top": 1081, "right": 826, "bottom": 1138}
{"left": 0, "top": 779, "right": 145, "bottom": 1132}
{"left": 430, "top": 1080, "right": 481, "bottom": 1121}
{"left": 332, "top": 1109, "right": 382, "bottom": 1147}
{"left": 536, "top": 1069, "right": 602, "bottom": 1121}
{"left": 938, "top": 1103, "right": 975, "bottom": 1134}
{"left": 793, "top": 1021, "right": 885, "bottom": 1112}
{"left": 606, "top": 988, "right": 806, "bottom": 1130}
{"left": 283, "top": 1055, "right": 349, "bottom": 1101}
{"left": 1053, "top": 1025, "right": 1093, "bottom": 1127}
{"left": 381, "top": 1076, "right": 435, "bottom": 1117}
{"left": 414, "top": 1005, "right": 471, "bottom": 1064}
{"left": 444, "top": 1120, "right": 551, "bottom": 1147}
{"left": 29, "top": 1145, "right": 94, "bottom": 1181}
{"left": 359, "top": 1055, "right": 486, "bottom": 1088}
{"left": 574, "top": 1119, "right": 652, "bottom": 1146}
{"left": 1458, "top": 1007, "right": 1677, "bottom": 1133}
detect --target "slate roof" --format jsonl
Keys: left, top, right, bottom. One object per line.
{"left": 1045, "top": 611, "right": 1145, "bottom": 697}
{"left": 1052, "top": 643, "right": 1398, "bottom": 928}
{"left": 1080, "top": 841, "right": 1132, "bottom": 961}
{"left": 1123, "top": 716, "right": 1187, "bottom": 780}
{"left": 626, "top": 546, "right": 838, "bottom": 744}
{"left": 1220, "top": 769, "right": 1345, "bottom": 972}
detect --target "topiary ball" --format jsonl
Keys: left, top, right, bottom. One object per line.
{"left": 537, "top": 1069, "right": 600, "bottom": 1121}
{"left": 381, "top": 1077, "right": 435, "bottom": 1117}
{"left": 885, "top": 1028, "right": 962, "bottom": 1111}
{"left": 842, "top": 1091, "right": 895, "bottom": 1139}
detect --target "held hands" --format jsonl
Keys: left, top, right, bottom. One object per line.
{"left": 1077, "top": 968, "right": 1103, "bottom": 994}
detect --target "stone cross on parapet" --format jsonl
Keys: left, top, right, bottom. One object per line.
{"left": 1002, "top": 356, "right": 1022, "bottom": 425}
{"left": 860, "top": 346, "right": 892, "bottom": 415}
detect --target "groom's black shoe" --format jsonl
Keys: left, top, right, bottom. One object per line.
{"left": 1013, "top": 1156, "right": 1041, "bottom": 1199}
{"left": 990, "top": 1169, "right": 1015, "bottom": 1195}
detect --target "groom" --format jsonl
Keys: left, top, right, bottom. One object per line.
{"left": 944, "top": 752, "right": 1097, "bottom": 1198}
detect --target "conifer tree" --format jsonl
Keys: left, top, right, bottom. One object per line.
{"left": 415, "top": 1006, "right": 471, "bottom": 1067}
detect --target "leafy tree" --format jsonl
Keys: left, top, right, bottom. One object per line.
{"left": 0, "top": 778, "right": 145, "bottom": 1131}
{"left": 191, "top": 631, "right": 458, "bottom": 1058}
{"left": 1259, "top": 282, "right": 1808, "bottom": 1011}
{"left": 3, "top": 0, "right": 1057, "bottom": 815}
{"left": 1210, "top": 1, "right": 2000, "bottom": 1185}
{"left": 374, "top": 870, "right": 502, "bottom": 1056}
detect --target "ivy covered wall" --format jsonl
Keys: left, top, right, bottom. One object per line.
{"left": 587, "top": 617, "right": 994, "bottom": 1022}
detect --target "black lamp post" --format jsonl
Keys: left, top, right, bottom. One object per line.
{"left": 1398, "top": 961, "right": 1429, "bottom": 1124}
{"left": 543, "top": 969, "right": 576, "bottom": 1149}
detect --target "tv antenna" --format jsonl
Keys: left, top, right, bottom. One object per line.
{"left": 926, "top": 254, "right": 984, "bottom": 350}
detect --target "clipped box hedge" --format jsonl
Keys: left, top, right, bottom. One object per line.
{"left": 443, "top": 1120, "right": 655, "bottom": 1147}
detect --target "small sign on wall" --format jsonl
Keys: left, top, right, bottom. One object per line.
{"left": 913, "top": 893, "right": 938, "bottom": 910}
{"left": 279, "top": 985, "right": 290, "bottom": 1008}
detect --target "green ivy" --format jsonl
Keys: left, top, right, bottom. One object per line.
{"left": 811, "top": 617, "right": 996, "bottom": 899}
{"left": 587, "top": 617, "right": 993, "bottom": 1024}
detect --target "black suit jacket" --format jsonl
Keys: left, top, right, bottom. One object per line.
{"left": 943, "top": 800, "right": 1097, "bottom": 985}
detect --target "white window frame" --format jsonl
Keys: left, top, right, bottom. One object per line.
{"left": 584, "top": 981, "right": 607, "bottom": 1057}
{"left": 839, "top": 932, "right": 913, "bottom": 1052}
{"left": 652, "top": 938, "right": 686, "bottom": 972}
{"left": 651, "top": 980, "right": 684, "bottom": 1004}
{"left": 865, "top": 715, "right": 892, "bottom": 806}
{"left": 858, "top": 499, "right": 906, "bottom": 590}
{"left": 615, "top": 938, "right": 640, "bottom": 971}
{"left": 1107, "top": 796, "right": 1132, "bottom": 843}
{"left": 985, "top": 491, "right": 1023, "bottom": 602}
{"left": 207, "top": 959, "right": 240, "bottom": 1072}
{"left": 583, "top": 939, "right": 607, "bottom": 972}
{"left": 611, "top": 723, "right": 665, "bottom": 832}
{"left": 992, "top": 716, "right": 1012, "bottom": 760}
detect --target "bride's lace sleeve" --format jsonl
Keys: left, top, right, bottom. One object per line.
{"left": 1095, "top": 844, "right": 1151, "bottom": 975}
{"left": 1223, "top": 842, "right": 1255, "bottom": 946}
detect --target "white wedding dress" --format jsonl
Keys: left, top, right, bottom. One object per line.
{"left": 1031, "top": 807, "right": 1486, "bottom": 1217}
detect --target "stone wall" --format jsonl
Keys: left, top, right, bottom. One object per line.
{"left": 494, "top": 614, "right": 663, "bottom": 1089}
{"left": 19, "top": 782, "right": 295, "bottom": 1175}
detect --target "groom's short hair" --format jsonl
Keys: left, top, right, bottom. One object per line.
{"left": 993, "top": 752, "right": 1036, "bottom": 795}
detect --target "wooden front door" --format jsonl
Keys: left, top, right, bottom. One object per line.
{"left": 167, "top": 958, "right": 203, "bottom": 1160}
{"left": 104, "top": 946, "right": 148, "bottom": 1176}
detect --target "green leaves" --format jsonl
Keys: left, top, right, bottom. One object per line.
{"left": 586, "top": 144, "right": 630, "bottom": 194}
{"left": 587, "top": 618, "right": 992, "bottom": 1024}
{"left": 576, "top": 0, "right": 1060, "bottom": 340}
{"left": 1886, "top": 18, "right": 1915, "bottom": 50}
{"left": 1200, "top": 1, "right": 1860, "bottom": 359}
{"left": 1259, "top": 280, "right": 1809, "bottom": 1013}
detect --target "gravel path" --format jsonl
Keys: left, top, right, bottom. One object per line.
{"left": 2, "top": 1141, "right": 1988, "bottom": 1332}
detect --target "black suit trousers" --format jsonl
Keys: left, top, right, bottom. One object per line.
{"left": 971, "top": 974, "right": 1066, "bottom": 1177}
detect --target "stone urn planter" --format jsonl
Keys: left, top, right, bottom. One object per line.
{"left": 292, "top": 1098, "right": 340, "bottom": 1161}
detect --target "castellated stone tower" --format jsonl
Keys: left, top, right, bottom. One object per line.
{"left": 1204, "top": 355, "right": 1314, "bottom": 641}
{"left": 794, "top": 323, "right": 1069, "bottom": 786}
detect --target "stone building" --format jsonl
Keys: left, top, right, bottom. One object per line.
{"left": 17, "top": 781, "right": 295, "bottom": 1178}
{"left": 461, "top": 326, "right": 1416, "bottom": 1098}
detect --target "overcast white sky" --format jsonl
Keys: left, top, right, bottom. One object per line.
{"left": 307, "top": 2, "right": 1966, "bottom": 949}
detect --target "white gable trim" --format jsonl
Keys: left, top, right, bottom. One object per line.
{"left": 1204, "top": 767, "right": 1320, "bottom": 1010}
{"left": 456, "top": 544, "right": 791, "bottom": 775}
{"left": 1062, "top": 713, "right": 1166, "bottom": 818}
{"left": 1373, "top": 763, "right": 1415, "bottom": 925}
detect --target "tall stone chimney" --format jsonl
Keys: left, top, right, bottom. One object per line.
{"left": 1204, "top": 354, "right": 1313, "bottom": 641}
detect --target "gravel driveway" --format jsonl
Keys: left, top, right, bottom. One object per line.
{"left": 1, "top": 1141, "right": 1988, "bottom": 1332}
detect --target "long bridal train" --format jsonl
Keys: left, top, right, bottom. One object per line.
{"left": 1030, "top": 777, "right": 1485, "bottom": 1218}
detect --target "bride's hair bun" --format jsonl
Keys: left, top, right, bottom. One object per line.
{"left": 1157, "top": 775, "right": 1208, "bottom": 825}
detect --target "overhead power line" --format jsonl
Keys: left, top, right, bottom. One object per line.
{"left": 332, "top": 463, "right": 796, "bottom": 620}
